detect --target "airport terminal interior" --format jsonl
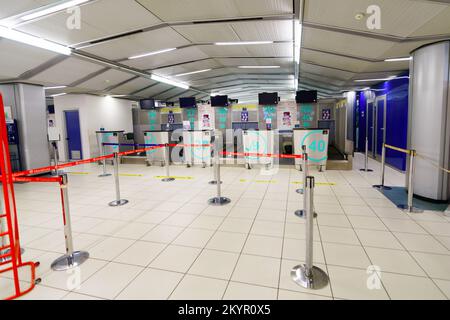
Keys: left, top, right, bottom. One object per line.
{"left": 0, "top": 0, "right": 450, "bottom": 301}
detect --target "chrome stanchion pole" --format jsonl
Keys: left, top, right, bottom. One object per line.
{"left": 98, "top": 144, "right": 111, "bottom": 178}
{"left": 208, "top": 133, "right": 230, "bottom": 206}
{"left": 360, "top": 137, "right": 373, "bottom": 172}
{"left": 108, "top": 152, "right": 129, "bottom": 207}
{"left": 209, "top": 135, "right": 222, "bottom": 185}
{"left": 295, "top": 151, "right": 317, "bottom": 219}
{"left": 51, "top": 174, "right": 89, "bottom": 271}
{"left": 292, "top": 176, "right": 329, "bottom": 289}
{"left": 296, "top": 145, "right": 308, "bottom": 194}
{"left": 162, "top": 143, "right": 175, "bottom": 182}
{"left": 398, "top": 150, "right": 423, "bottom": 213}
{"left": 373, "top": 144, "right": 391, "bottom": 190}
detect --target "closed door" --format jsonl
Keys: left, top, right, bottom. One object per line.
{"left": 375, "top": 96, "right": 387, "bottom": 157}
{"left": 64, "top": 110, "right": 82, "bottom": 160}
{"left": 366, "top": 100, "right": 375, "bottom": 155}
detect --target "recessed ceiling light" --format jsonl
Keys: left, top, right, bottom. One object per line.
{"left": 384, "top": 57, "right": 412, "bottom": 62}
{"left": 238, "top": 66, "right": 280, "bottom": 69}
{"left": 128, "top": 48, "right": 177, "bottom": 60}
{"left": 44, "top": 85, "right": 67, "bottom": 90}
{"left": 151, "top": 74, "right": 189, "bottom": 90}
{"left": 21, "top": 0, "right": 90, "bottom": 21}
{"left": 214, "top": 41, "right": 273, "bottom": 46}
{"left": 0, "top": 26, "right": 71, "bottom": 55}
{"left": 355, "top": 12, "right": 365, "bottom": 21}
{"left": 355, "top": 76, "right": 409, "bottom": 82}
{"left": 175, "top": 69, "right": 212, "bottom": 77}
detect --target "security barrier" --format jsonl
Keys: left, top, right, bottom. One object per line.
{"left": 360, "top": 137, "right": 374, "bottom": 172}
{"left": 373, "top": 144, "right": 423, "bottom": 214}
{"left": 208, "top": 132, "right": 231, "bottom": 206}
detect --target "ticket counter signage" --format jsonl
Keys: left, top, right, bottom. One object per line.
{"left": 294, "top": 129, "right": 329, "bottom": 170}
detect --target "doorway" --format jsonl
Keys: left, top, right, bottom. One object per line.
{"left": 366, "top": 99, "right": 375, "bottom": 157}
{"left": 375, "top": 95, "right": 387, "bottom": 158}
{"left": 64, "top": 110, "right": 83, "bottom": 160}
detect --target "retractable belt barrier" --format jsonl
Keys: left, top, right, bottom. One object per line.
{"left": 220, "top": 151, "right": 303, "bottom": 159}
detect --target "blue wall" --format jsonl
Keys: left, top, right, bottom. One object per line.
{"left": 354, "top": 77, "right": 409, "bottom": 171}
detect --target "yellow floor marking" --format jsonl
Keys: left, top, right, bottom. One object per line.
{"left": 68, "top": 172, "right": 90, "bottom": 175}
{"left": 119, "top": 173, "right": 144, "bottom": 177}
{"left": 292, "top": 181, "right": 336, "bottom": 186}
{"left": 154, "top": 176, "right": 194, "bottom": 180}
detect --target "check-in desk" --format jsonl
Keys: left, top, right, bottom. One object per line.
{"left": 242, "top": 130, "right": 275, "bottom": 169}
{"left": 96, "top": 130, "right": 125, "bottom": 163}
{"left": 293, "top": 128, "right": 330, "bottom": 171}
{"left": 182, "top": 130, "right": 213, "bottom": 168}
{"left": 144, "top": 131, "right": 169, "bottom": 166}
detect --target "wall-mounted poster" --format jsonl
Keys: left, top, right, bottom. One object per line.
{"left": 202, "top": 114, "right": 211, "bottom": 129}
{"left": 322, "top": 109, "right": 331, "bottom": 120}
{"left": 241, "top": 108, "right": 249, "bottom": 122}
{"left": 168, "top": 111, "right": 175, "bottom": 124}
{"left": 282, "top": 111, "right": 292, "bottom": 127}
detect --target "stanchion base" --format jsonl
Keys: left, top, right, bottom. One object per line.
{"left": 373, "top": 185, "right": 392, "bottom": 190}
{"left": 359, "top": 168, "right": 374, "bottom": 172}
{"left": 98, "top": 173, "right": 112, "bottom": 177}
{"left": 162, "top": 177, "right": 175, "bottom": 182}
{"left": 397, "top": 204, "right": 424, "bottom": 214}
{"left": 291, "top": 264, "right": 329, "bottom": 290}
{"left": 296, "top": 188, "right": 304, "bottom": 194}
{"left": 208, "top": 197, "right": 231, "bottom": 206}
{"left": 51, "top": 251, "right": 89, "bottom": 271}
{"left": 109, "top": 199, "right": 129, "bottom": 207}
{"left": 295, "top": 210, "right": 317, "bottom": 219}
{"left": 208, "top": 180, "right": 223, "bottom": 185}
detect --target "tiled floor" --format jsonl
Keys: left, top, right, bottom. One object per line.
{"left": 1, "top": 153, "right": 450, "bottom": 300}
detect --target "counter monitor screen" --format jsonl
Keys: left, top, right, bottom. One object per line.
{"left": 140, "top": 99, "right": 155, "bottom": 110}
{"left": 179, "top": 97, "right": 197, "bottom": 108}
{"left": 296, "top": 90, "right": 317, "bottom": 103}
{"left": 211, "top": 95, "right": 229, "bottom": 107}
{"left": 258, "top": 92, "right": 278, "bottom": 105}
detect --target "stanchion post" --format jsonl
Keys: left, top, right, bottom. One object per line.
{"left": 296, "top": 145, "right": 308, "bottom": 194}
{"left": 360, "top": 137, "right": 373, "bottom": 172}
{"left": 51, "top": 174, "right": 89, "bottom": 271}
{"left": 108, "top": 152, "right": 129, "bottom": 207}
{"left": 291, "top": 176, "right": 329, "bottom": 289}
{"left": 398, "top": 150, "right": 423, "bottom": 214}
{"left": 208, "top": 133, "right": 230, "bottom": 206}
{"left": 98, "top": 144, "right": 111, "bottom": 177}
{"left": 209, "top": 135, "right": 222, "bottom": 185}
{"left": 373, "top": 144, "right": 392, "bottom": 190}
{"left": 162, "top": 143, "right": 175, "bottom": 182}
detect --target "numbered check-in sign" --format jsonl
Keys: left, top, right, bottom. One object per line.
{"left": 294, "top": 129, "right": 329, "bottom": 166}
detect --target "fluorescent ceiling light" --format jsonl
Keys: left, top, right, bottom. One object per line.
{"left": 384, "top": 57, "right": 412, "bottom": 62}
{"left": 50, "top": 93, "right": 67, "bottom": 97}
{"left": 0, "top": 26, "right": 71, "bottom": 55}
{"left": 355, "top": 76, "right": 408, "bottom": 82}
{"left": 21, "top": 0, "right": 90, "bottom": 21}
{"left": 238, "top": 66, "right": 280, "bottom": 69}
{"left": 151, "top": 74, "right": 189, "bottom": 90}
{"left": 129, "top": 48, "right": 176, "bottom": 60}
{"left": 215, "top": 41, "right": 273, "bottom": 46}
{"left": 44, "top": 85, "right": 67, "bottom": 90}
{"left": 175, "top": 69, "right": 211, "bottom": 77}
{"left": 294, "top": 21, "right": 302, "bottom": 64}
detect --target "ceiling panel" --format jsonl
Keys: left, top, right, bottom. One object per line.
{"left": 302, "top": 27, "right": 395, "bottom": 60}
{"left": 29, "top": 57, "right": 104, "bottom": 85}
{"left": 301, "top": 49, "right": 372, "bottom": 73}
{"left": 153, "top": 59, "right": 223, "bottom": 77}
{"left": 0, "top": 38, "right": 57, "bottom": 79}
{"left": 410, "top": 5, "right": 450, "bottom": 37}
{"left": 103, "top": 77, "right": 155, "bottom": 95}
{"left": 123, "top": 46, "right": 209, "bottom": 70}
{"left": 135, "top": 83, "right": 172, "bottom": 97}
{"left": 304, "top": 0, "right": 448, "bottom": 38}
{"left": 216, "top": 57, "right": 292, "bottom": 67}
{"left": 136, "top": 0, "right": 293, "bottom": 22}
{"left": 77, "top": 69, "right": 135, "bottom": 91}
{"left": 0, "top": 0, "right": 58, "bottom": 19}
{"left": 154, "top": 87, "right": 186, "bottom": 99}
{"left": 172, "top": 24, "right": 240, "bottom": 43}
{"left": 17, "top": 0, "right": 162, "bottom": 46}
{"left": 83, "top": 27, "right": 191, "bottom": 61}
{"left": 300, "top": 62, "right": 355, "bottom": 80}
{"left": 232, "top": 20, "right": 293, "bottom": 41}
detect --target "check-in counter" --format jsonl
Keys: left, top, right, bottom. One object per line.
{"left": 293, "top": 128, "right": 330, "bottom": 171}
{"left": 96, "top": 130, "right": 125, "bottom": 164}
{"left": 144, "top": 131, "right": 169, "bottom": 166}
{"left": 242, "top": 130, "right": 275, "bottom": 169}
{"left": 182, "top": 130, "right": 213, "bottom": 168}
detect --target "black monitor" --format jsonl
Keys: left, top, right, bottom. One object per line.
{"left": 258, "top": 92, "right": 279, "bottom": 105}
{"left": 47, "top": 105, "right": 55, "bottom": 114}
{"left": 140, "top": 99, "right": 155, "bottom": 110}
{"left": 296, "top": 90, "right": 317, "bottom": 103}
{"left": 179, "top": 97, "right": 197, "bottom": 108}
{"left": 211, "top": 95, "right": 229, "bottom": 107}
